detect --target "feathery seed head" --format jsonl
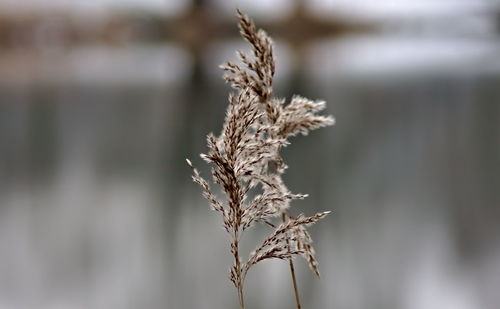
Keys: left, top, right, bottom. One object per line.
{"left": 187, "top": 9, "right": 334, "bottom": 295}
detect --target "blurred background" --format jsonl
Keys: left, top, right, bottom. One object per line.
{"left": 0, "top": 0, "right": 499, "bottom": 308}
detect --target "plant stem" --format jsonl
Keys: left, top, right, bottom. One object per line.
{"left": 288, "top": 258, "right": 302, "bottom": 309}
{"left": 233, "top": 224, "right": 245, "bottom": 309}
{"left": 238, "top": 284, "right": 245, "bottom": 309}
{"left": 283, "top": 213, "right": 302, "bottom": 309}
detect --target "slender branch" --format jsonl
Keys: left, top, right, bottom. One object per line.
{"left": 234, "top": 235, "right": 245, "bottom": 309}
{"left": 238, "top": 284, "right": 245, "bottom": 309}
{"left": 232, "top": 206, "right": 245, "bottom": 309}
{"left": 283, "top": 213, "right": 302, "bottom": 309}
{"left": 288, "top": 258, "right": 302, "bottom": 309}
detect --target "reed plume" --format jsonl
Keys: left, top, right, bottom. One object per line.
{"left": 187, "top": 9, "right": 334, "bottom": 309}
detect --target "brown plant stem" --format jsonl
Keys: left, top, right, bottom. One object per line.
{"left": 288, "top": 258, "right": 302, "bottom": 309}
{"left": 234, "top": 238, "right": 245, "bottom": 309}
{"left": 283, "top": 213, "right": 302, "bottom": 309}
{"left": 231, "top": 207, "right": 245, "bottom": 309}
{"left": 238, "top": 284, "right": 245, "bottom": 309}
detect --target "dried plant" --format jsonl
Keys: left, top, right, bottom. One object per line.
{"left": 187, "top": 9, "right": 334, "bottom": 309}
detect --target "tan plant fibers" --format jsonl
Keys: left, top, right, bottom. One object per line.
{"left": 187, "top": 10, "right": 334, "bottom": 309}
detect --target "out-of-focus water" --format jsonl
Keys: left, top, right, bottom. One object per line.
{"left": 0, "top": 28, "right": 499, "bottom": 309}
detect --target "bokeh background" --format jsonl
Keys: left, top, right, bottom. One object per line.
{"left": 1, "top": 0, "right": 499, "bottom": 308}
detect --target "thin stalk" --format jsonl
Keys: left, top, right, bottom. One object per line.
{"left": 288, "top": 258, "right": 302, "bottom": 309}
{"left": 233, "top": 224, "right": 245, "bottom": 309}
{"left": 283, "top": 213, "right": 302, "bottom": 309}
{"left": 238, "top": 283, "right": 245, "bottom": 309}
{"left": 236, "top": 252, "right": 244, "bottom": 308}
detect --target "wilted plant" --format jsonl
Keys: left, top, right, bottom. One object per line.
{"left": 187, "top": 10, "right": 334, "bottom": 309}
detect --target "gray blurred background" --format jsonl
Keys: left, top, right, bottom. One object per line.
{"left": 0, "top": 0, "right": 499, "bottom": 308}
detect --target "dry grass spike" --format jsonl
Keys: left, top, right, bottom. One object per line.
{"left": 188, "top": 9, "right": 334, "bottom": 309}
